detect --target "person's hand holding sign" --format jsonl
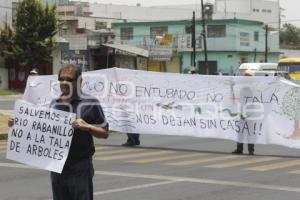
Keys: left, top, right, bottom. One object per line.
{"left": 72, "top": 118, "right": 109, "bottom": 139}
{"left": 72, "top": 118, "right": 91, "bottom": 132}
{"left": 8, "top": 117, "right": 14, "bottom": 127}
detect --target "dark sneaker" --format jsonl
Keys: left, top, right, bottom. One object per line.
{"left": 232, "top": 149, "right": 243, "bottom": 154}
{"left": 122, "top": 141, "right": 136, "bottom": 147}
{"left": 248, "top": 151, "right": 254, "bottom": 155}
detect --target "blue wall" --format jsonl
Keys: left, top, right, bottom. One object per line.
{"left": 112, "top": 19, "right": 280, "bottom": 74}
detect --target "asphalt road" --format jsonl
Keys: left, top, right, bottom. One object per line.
{"left": 0, "top": 99, "right": 15, "bottom": 110}
{"left": 1, "top": 98, "right": 300, "bottom": 200}
{"left": 1, "top": 133, "right": 300, "bottom": 200}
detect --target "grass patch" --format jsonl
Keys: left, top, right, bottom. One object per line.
{"left": 0, "top": 113, "right": 9, "bottom": 134}
{"left": 0, "top": 89, "right": 21, "bottom": 96}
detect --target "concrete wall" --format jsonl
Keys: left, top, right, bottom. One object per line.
{"left": 52, "top": 48, "right": 62, "bottom": 75}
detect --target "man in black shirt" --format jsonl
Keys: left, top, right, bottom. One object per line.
{"left": 50, "top": 64, "right": 109, "bottom": 200}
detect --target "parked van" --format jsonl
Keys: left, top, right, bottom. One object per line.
{"left": 244, "top": 70, "right": 290, "bottom": 78}
{"left": 239, "top": 63, "right": 278, "bottom": 75}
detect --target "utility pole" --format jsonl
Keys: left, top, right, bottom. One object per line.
{"left": 192, "top": 11, "right": 196, "bottom": 67}
{"left": 265, "top": 24, "right": 268, "bottom": 62}
{"left": 201, "top": 0, "right": 208, "bottom": 74}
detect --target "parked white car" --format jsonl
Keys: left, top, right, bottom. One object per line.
{"left": 239, "top": 63, "right": 278, "bottom": 75}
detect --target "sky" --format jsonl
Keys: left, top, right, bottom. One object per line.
{"left": 88, "top": 0, "right": 300, "bottom": 27}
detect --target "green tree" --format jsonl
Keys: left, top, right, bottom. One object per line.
{"left": 0, "top": 0, "right": 61, "bottom": 68}
{"left": 280, "top": 23, "right": 300, "bottom": 48}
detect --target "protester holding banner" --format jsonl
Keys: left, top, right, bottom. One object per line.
{"left": 232, "top": 74, "right": 255, "bottom": 155}
{"left": 232, "top": 143, "right": 254, "bottom": 155}
{"left": 49, "top": 64, "right": 109, "bottom": 200}
{"left": 123, "top": 133, "right": 141, "bottom": 147}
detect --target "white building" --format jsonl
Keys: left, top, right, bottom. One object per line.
{"left": 0, "top": 0, "right": 12, "bottom": 26}
{"left": 90, "top": 0, "right": 279, "bottom": 28}
{"left": 89, "top": 2, "right": 200, "bottom": 21}
{"left": 214, "top": 0, "right": 280, "bottom": 28}
{"left": 0, "top": 0, "right": 13, "bottom": 89}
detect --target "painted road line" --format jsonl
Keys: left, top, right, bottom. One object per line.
{"left": 288, "top": 169, "right": 300, "bottom": 174}
{"left": 95, "top": 170, "right": 300, "bottom": 193}
{"left": 246, "top": 160, "right": 300, "bottom": 171}
{"left": 94, "top": 180, "right": 180, "bottom": 196}
{"left": 46, "top": 180, "right": 181, "bottom": 199}
{"left": 94, "top": 146, "right": 111, "bottom": 151}
{"left": 205, "top": 157, "right": 280, "bottom": 168}
{"left": 0, "top": 110, "right": 13, "bottom": 115}
{"left": 0, "top": 162, "right": 36, "bottom": 169}
{"left": 0, "top": 145, "right": 7, "bottom": 150}
{"left": 128, "top": 153, "right": 209, "bottom": 164}
{"left": 1, "top": 163, "right": 300, "bottom": 194}
{"left": 93, "top": 148, "right": 146, "bottom": 159}
{"left": 166, "top": 155, "right": 243, "bottom": 166}
{"left": 95, "top": 151, "right": 174, "bottom": 161}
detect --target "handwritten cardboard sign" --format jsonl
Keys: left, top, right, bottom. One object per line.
{"left": 6, "top": 100, "right": 76, "bottom": 173}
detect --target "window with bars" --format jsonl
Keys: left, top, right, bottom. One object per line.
{"left": 207, "top": 25, "right": 226, "bottom": 38}
{"left": 120, "top": 27, "right": 133, "bottom": 40}
{"left": 150, "top": 26, "right": 168, "bottom": 39}
{"left": 254, "top": 31, "right": 259, "bottom": 42}
{"left": 240, "top": 32, "right": 250, "bottom": 46}
{"left": 185, "top": 25, "right": 193, "bottom": 34}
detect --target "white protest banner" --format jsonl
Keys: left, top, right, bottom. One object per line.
{"left": 23, "top": 75, "right": 59, "bottom": 106}
{"left": 6, "top": 100, "right": 76, "bottom": 173}
{"left": 23, "top": 68, "right": 300, "bottom": 149}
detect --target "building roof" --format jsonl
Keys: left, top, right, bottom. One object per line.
{"left": 112, "top": 18, "right": 263, "bottom": 27}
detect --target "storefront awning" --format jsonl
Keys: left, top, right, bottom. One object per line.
{"left": 102, "top": 43, "right": 149, "bottom": 57}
